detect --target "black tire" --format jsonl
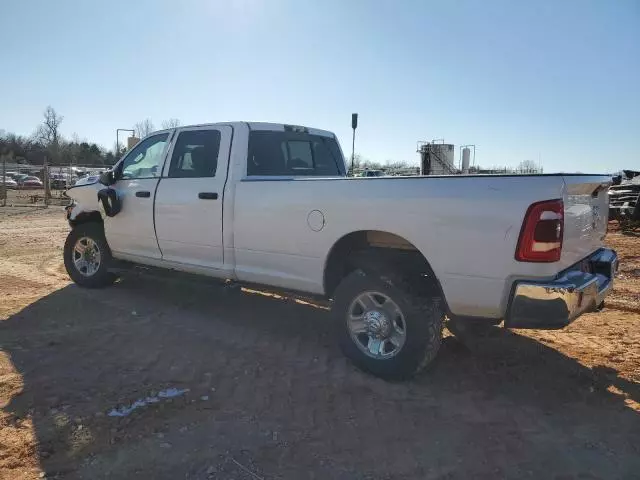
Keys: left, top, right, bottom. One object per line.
{"left": 64, "top": 222, "right": 116, "bottom": 288}
{"left": 332, "top": 269, "right": 444, "bottom": 380}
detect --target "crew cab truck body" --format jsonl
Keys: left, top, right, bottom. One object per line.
{"left": 64, "top": 122, "right": 618, "bottom": 379}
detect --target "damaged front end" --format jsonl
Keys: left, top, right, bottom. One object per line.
{"left": 64, "top": 179, "right": 108, "bottom": 226}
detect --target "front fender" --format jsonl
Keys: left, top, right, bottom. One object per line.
{"left": 66, "top": 183, "right": 104, "bottom": 222}
{"left": 67, "top": 203, "right": 103, "bottom": 222}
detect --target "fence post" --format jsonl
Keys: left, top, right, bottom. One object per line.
{"left": 44, "top": 156, "right": 51, "bottom": 207}
{"left": 1, "top": 155, "right": 6, "bottom": 206}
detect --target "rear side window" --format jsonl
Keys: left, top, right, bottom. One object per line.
{"left": 247, "top": 131, "right": 344, "bottom": 176}
{"left": 168, "top": 130, "right": 221, "bottom": 178}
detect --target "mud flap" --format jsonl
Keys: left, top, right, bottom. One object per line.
{"left": 97, "top": 188, "right": 121, "bottom": 217}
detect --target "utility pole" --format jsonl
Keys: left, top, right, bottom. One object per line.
{"left": 351, "top": 113, "right": 358, "bottom": 176}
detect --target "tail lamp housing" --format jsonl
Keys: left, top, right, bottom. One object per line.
{"left": 515, "top": 199, "right": 564, "bottom": 262}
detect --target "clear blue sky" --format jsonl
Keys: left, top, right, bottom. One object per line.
{"left": 1, "top": 0, "right": 638, "bottom": 172}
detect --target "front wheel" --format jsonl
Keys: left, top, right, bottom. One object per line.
{"left": 63, "top": 223, "right": 116, "bottom": 288}
{"left": 332, "top": 270, "right": 444, "bottom": 380}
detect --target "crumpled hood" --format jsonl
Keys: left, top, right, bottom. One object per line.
{"left": 73, "top": 175, "right": 100, "bottom": 187}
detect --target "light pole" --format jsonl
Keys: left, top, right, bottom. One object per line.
{"left": 116, "top": 128, "right": 135, "bottom": 160}
{"left": 351, "top": 113, "right": 358, "bottom": 176}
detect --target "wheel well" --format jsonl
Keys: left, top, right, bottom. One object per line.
{"left": 70, "top": 210, "right": 103, "bottom": 228}
{"left": 323, "top": 230, "right": 448, "bottom": 311}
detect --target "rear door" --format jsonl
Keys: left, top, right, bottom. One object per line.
{"left": 154, "top": 125, "right": 231, "bottom": 270}
{"left": 234, "top": 127, "right": 345, "bottom": 291}
{"left": 561, "top": 175, "right": 611, "bottom": 268}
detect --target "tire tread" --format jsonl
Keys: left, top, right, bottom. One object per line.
{"left": 333, "top": 268, "right": 444, "bottom": 380}
{"left": 63, "top": 222, "right": 116, "bottom": 289}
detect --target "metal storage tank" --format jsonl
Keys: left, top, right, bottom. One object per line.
{"left": 430, "top": 144, "right": 455, "bottom": 171}
{"left": 417, "top": 142, "right": 456, "bottom": 175}
{"left": 462, "top": 147, "right": 471, "bottom": 174}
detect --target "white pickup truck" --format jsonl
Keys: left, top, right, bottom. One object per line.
{"left": 64, "top": 122, "right": 618, "bottom": 379}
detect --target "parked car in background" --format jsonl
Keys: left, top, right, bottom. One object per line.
{"left": 13, "top": 173, "right": 29, "bottom": 184}
{"left": 5, "top": 171, "right": 19, "bottom": 179}
{"left": 50, "top": 174, "right": 70, "bottom": 190}
{"left": 20, "top": 176, "right": 44, "bottom": 189}
{"left": 1, "top": 176, "right": 18, "bottom": 189}
{"left": 609, "top": 169, "right": 640, "bottom": 222}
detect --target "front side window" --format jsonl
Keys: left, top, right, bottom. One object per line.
{"left": 121, "top": 133, "right": 169, "bottom": 179}
{"left": 247, "top": 131, "right": 343, "bottom": 176}
{"left": 168, "top": 130, "right": 221, "bottom": 178}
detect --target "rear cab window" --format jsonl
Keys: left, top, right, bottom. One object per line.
{"left": 247, "top": 129, "right": 345, "bottom": 177}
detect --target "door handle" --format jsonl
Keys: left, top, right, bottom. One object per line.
{"left": 135, "top": 191, "right": 151, "bottom": 198}
{"left": 198, "top": 192, "right": 218, "bottom": 200}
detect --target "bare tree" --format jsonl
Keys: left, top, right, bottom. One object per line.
{"left": 35, "top": 106, "right": 63, "bottom": 146}
{"left": 161, "top": 118, "right": 180, "bottom": 129}
{"left": 362, "top": 159, "right": 383, "bottom": 170}
{"left": 34, "top": 106, "right": 64, "bottom": 164}
{"left": 113, "top": 142, "right": 127, "bottom": 158}
{"left": 349, "top": 153, "right": 364, "bottom": 169}
{"left": 385, "top": 159, "right": 410, "bottom": 169}
{"left": 517, "top": 160, "right": 540, "bottom": 173}
{"left": 134, "top": 118, "right": 155, "bottom": 138}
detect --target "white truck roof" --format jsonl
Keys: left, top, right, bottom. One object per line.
{"left": 164, "top": 122, "right": 335, "bottom": 139}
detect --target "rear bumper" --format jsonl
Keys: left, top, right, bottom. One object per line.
{"left": 506, "top": 248, "right": 618, "bottom": 329}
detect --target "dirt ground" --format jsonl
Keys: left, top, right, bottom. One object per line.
{"left": 1, "top": 208, "right": 638, "bottom": 480}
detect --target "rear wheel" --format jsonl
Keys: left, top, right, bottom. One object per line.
{"left": 64, "top": 223, "right": 116, "bottom": 288}
{"left": 332, "top": 269, "right": 444, "bottom": 380}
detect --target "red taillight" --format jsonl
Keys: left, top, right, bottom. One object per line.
{"left": 515, "top": 199, "right": 564, "bottom": 262}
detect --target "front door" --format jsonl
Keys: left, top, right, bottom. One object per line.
{"left": 104, "top": 132, "right": 172, "bottom": 259}
{"left": 154, "top": 126, "right": 231, "bottom": 270}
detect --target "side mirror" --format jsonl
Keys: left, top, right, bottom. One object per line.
{"left": 99, "top": 170, "right": 115, "bottom": 186}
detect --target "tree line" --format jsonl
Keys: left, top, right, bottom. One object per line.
{"left": 349, "top": 153, "right": 414, "bottom": 172}
{"left": 3, "top": 107, "right": 538, "bottom": 174}
{"left": 0, "top": 106, "right": 180, "bottom": 168}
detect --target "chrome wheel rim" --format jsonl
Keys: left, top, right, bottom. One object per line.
{"left": 73, "top": 237, "right": 101, "bottom": 277}
{"left": 347, "top": 291, "right": 406, "bottom": 359}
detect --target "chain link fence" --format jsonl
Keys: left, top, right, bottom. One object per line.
{"left": 1, "top": 160, "right": 108, "bottom": 207}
